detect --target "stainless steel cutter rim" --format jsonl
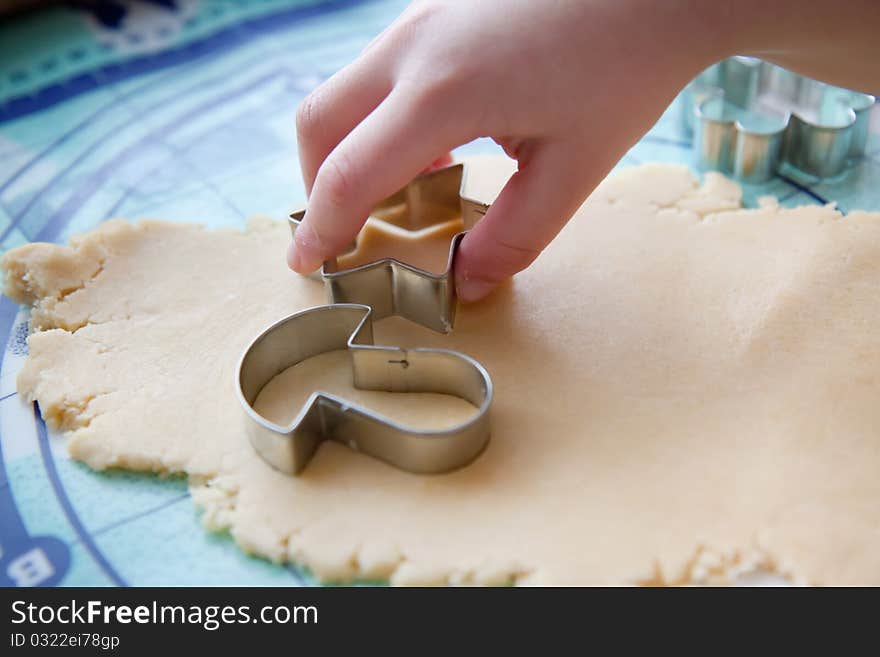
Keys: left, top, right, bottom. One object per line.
{"left": 288, "top": 162, "right": 490, "bottom": 333}
{"left": 694, "top": 88, "right": 873, "bottom": 137}
{"left": 289, "top": 161, "right": 488, "bottom": 276}
{"left": 318, "top": 230, "right": 465, "bottom": 284}
{"left": 694, "top": 89, "right": 787, "bottom": 137}
{"left": 235, "top": 303, "right": 493, "bottom": 436}
{"left": 235, "top": 303, "right": 493, "bottom": 475}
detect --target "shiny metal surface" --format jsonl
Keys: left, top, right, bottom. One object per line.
{"left": 688, "top": 57, "right": 875, "bottom": 182}
{"left": 236, "top": 304, "right": 492, "bottom": 475}
{"left": 289, "top": 163, "right": 490, "bottom": 333}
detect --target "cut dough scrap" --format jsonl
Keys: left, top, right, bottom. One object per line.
{"left": 4, "top": 158, "right": 880, "bottom": 586}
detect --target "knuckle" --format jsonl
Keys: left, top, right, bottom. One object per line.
{"left": 462, "top": 234, "right": 541, "bottom": 284}
{"left": 392, "top": 2, "right": 459, "bottom": 79}
{"left": 404, "top": 70, "right": 463, "bottom": 123}
{"left": 401, "top": 59, "right": 480, "bottom": 123}
{"left": 397, "top": 0, "right": 443, "bottom": 39}
{"left": 490, "top": 238, "right": 542, "bottom": 276}
{"left": 296, "top": 91, "right": 323, "bottom": 140}
{"left": 316, "top": 153, "right": 357, "bottom": 212}
{"left": 414, "top": 73, "right": 458, "bottom": 107}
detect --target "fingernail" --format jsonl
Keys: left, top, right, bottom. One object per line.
{"left": 456, "top": 277, "right": 496, "bottom": 303}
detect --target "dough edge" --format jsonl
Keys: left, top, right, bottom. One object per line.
{"left": 2, "top": 163, "right": 863, "bottom": 586}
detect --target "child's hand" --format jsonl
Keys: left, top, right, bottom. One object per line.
{"left": 289, "top": 0, "right": 878, "bottom": 302}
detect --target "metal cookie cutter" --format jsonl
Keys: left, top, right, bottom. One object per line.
{"left": 289, "top": 163, "right": 490, "bottom": 334}
{"left": 686, "top": 56, "right": 876, "bottom": 182}
{"left": 236, "top": 304, "right": 492, "bottom": 475}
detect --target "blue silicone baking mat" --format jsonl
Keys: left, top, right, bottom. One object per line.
{"left": 1, "top": 0, "right": 878, "bottom": 586}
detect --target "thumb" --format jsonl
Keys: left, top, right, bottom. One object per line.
{"left": 455, "top": 144, "right": 594, "bottom": 303}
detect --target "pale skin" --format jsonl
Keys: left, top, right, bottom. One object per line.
{"left": 289, "top": 0, "right": 880, "bottom": 302}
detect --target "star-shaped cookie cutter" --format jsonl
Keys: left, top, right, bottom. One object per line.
{"left": 289, "top": 162, "right": 490, "bottom": 334}
{"left": 236, "top": 304, "right": 492, "bottom": 475}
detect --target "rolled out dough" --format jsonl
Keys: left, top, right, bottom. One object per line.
{"left": 4, "top": 157, "right": 880, "bottom": 585}
{"left": 253, "top": 350, "right": 478, "bottom": 430}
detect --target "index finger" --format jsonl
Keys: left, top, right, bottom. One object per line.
{"left": 289, "top": 84, "right": 468, "bottom": 273}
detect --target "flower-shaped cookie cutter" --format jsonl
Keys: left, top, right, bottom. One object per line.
{"left": 289, "top": 162, "right": 490, "bottom": 334}
{"left": 236, "top": 304, "right": 492, "bottom": 475}
{"left": 686, "top": 56, "right": 875, "bottom": 182}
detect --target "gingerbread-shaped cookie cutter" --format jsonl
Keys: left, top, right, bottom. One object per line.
{"left": 686, "top": 56, "right": 876, "bottom": 182}
{"left": 236, "top": 304, "right": 492, "bottom": 475}
{"left": 289, "top": 163, "right": 489, "bottom": 334}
